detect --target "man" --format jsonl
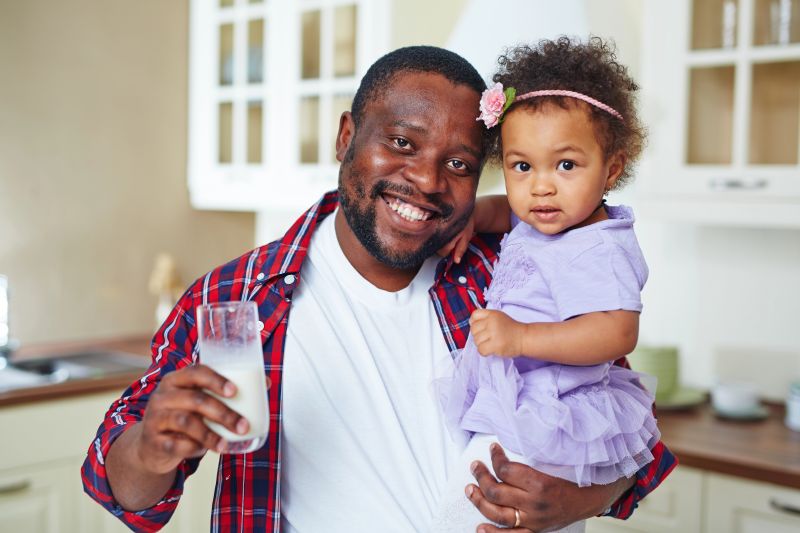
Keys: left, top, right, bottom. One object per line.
{"left": 82, "top": 46, "right": 675, "bottom": 532}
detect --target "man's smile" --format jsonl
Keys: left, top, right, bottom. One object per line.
{"left": 383, "top": 194, "right": 437, "bottom": 222}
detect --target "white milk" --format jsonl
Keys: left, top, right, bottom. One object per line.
{"left": 204, "top": 358, "right": 269, "bottom": 442}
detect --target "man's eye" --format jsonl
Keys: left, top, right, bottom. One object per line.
{"left": 393, "top": 138, "right": 410, "bottom": 148}
{"left": 448, "top": 159, "right": 469, "bottom": 171}
{"left": 512, "top": 162, "right": 531, "bottom": 172}
{"left": 557, "top": 160, "right": 575, "bottom": 171}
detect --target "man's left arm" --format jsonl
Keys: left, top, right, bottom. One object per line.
{"left": 467, "top": 441, "right": 677, "bottom": 531}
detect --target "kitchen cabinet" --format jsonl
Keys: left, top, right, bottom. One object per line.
{"left": 0, "top": 391, "right": 219, "bottom": 533}
{"left": 187, "top": 0, "right": 390, "bottom": 212}
{"left": 586, "top": 466, "right": 703, "bottom": 533}
{"left": 586, "top": 466, "right": 800, "bottom": 533}
{"left": 705, "top": 471, "right": 800, "bottom": 532}
{"left": 640, "top": 0, "right": 800, "bottom": 227}
{"left": 0, "top": 462, "right": 73, "bottom": 533}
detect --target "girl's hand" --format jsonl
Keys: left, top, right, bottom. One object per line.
{"left": 437, "top": 215, "right": 475, "bottom": 264}
{"left": 469, "top": 309, "right": 524, "bottom": 357}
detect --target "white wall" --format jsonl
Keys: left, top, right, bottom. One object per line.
{"left": 0, "top": 0, "right": 255, "bottom": 345}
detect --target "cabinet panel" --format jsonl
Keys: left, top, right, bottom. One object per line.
{"left": 586, "top": 466, "right": 703, "bottom": 533}
{"left": 705, "top": 472, "right": 800, "bottom": 532}
{"left": 0, "top": 462, "right": 73, "bottom": 533}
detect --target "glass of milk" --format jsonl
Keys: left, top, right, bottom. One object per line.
{"left": 197, "top": 301, "right": 268, "bottom": 454}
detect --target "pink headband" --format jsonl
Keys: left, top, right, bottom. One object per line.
{"left": 476, "top": 82, "right": 624, "bottom": 128}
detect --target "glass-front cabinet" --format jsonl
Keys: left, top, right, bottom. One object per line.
{"left": 188, "top": 0, "right": 390, "bottom": 211}
{"left": 641, "top": 0, "right": 800, "bottom": 227}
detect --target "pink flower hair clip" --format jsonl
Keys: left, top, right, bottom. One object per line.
{"left": 476, "top": 82, "right": 516, "bottom": 129}
{"left": 476, "top": 83, "right": 625, "bottom": 129}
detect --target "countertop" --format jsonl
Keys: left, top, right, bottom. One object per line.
{"left": 0, "top": 335, "right": 152, "bottom": 408}
{"left": 3, "top": 337, "right": 799, "bottom": 490}
{"left": 658, "top": 401, "right": 800, "bottom": 489}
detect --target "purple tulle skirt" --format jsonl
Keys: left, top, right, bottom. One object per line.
{"left": 436, "top": 338, "right": 660, "bottom": 487}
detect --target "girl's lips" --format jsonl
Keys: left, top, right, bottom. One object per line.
{"left": 531, "top": 208, "right": 561, "bottom": 222}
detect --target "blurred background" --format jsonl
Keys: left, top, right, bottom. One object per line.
{"left": 1, "top": 1, "right": 799, "bottom": 532}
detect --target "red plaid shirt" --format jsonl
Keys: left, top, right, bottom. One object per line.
{"left": 82, "top": 190, "right": 677, "bottom": 532}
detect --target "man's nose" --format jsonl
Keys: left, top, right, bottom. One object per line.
{"left": 403, "top": 157, "right": 447, "bottom": 195}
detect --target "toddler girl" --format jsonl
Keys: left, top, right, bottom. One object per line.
{"left": 433, "top": 37, "right": 659, "bottom": 532}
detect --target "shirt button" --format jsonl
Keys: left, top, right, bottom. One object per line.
{"left": 257, "top": 321, "right": 264, "bottom": 331}
{"left": 458, "top": 275, "right": 467, "bottom": 284}
{"left": 284, "top": 274, "right": 296, "bottom": 285}
{"left": 256, "top": 272, "right": 265, "bottom": 281}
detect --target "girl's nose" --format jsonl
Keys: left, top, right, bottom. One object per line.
{"left": 530, "top": 174, "right": 555, "bottom": 196}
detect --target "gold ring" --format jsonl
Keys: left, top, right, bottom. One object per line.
{"left": 514, "top": 508, "right": 521, "bottom": 528}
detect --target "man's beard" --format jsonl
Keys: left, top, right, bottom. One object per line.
{"left": 338, "top": 158, "right": 468, "bottom": 270}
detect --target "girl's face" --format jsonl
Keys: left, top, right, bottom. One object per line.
{"left": 501, "top": 103, "right": 624, "bottom": 235}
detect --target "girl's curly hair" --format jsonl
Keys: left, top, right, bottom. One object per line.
{"left": 489, "top": 36, "right": 646, "bottom": 189}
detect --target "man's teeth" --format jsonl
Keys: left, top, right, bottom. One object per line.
{"left": 388, "top": 198, "right": 432, "bottom": 222}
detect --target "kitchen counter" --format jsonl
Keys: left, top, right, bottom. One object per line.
{"left": 658, "top": 401, "right": 800, "bottom": 489}
{"left": 0, "top": 335, "right": 152, "bottom": 408}
{"left": 3, "top": 337, "right": 799, "bottom": 491}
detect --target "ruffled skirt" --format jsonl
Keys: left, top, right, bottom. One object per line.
{"left": 436, "top": 338, "right": 660, "bottom": 487}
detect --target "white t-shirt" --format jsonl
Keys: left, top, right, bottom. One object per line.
{"left": 280, "top": 213, "right": 462, "bottom": 532}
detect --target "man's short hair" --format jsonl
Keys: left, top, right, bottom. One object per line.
{"left": 351, "top": 46, "right": 487, "bottom": 127}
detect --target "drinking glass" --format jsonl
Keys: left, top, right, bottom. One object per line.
{"left": 197, "top": 301, "right": 269, "bottom": 453}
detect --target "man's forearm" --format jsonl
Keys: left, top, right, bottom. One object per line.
{"left": 105, "top": 423, "right": 179, "bottom": 511}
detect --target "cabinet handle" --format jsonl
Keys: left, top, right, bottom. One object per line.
{"left": 0, "top": 479, "right": 31, "bottom": 495}
{"left": 770, "top": 498, "right": 800, "bottom": 517}
{"left": 709, "top": 178, "right": 768, "bottom": 190}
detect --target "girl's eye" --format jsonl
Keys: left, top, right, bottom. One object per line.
{"left": 512, "top": 162, "right": 531, "bottom": 172}
{"left": 557, "top": 160, "right": 575, "bottom": 171}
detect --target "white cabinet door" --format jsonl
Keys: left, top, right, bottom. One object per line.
{"left": 586, "top": 466, "right": 703, "bottom": 533}
{"left": 0, "top": 461, "right": 74, "bottom": 533}
{"left": 705, "top": 472, "right": 800, "bottom": 533}
{"left": 640, "top": 0, "right": 800, "bottom": 228}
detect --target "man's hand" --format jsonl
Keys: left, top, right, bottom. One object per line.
{"left": 106, "top": 365, "right": 270, "bottom": 511}
{"left": 438, "top": 214, "right": 475, "bottom": 264}
{"left": 133, "top": 365, "right": 255, "bottom": 474}
{"left": 469, "top": 309, "right": 525, "bottom": 357}
{"left": 466, "top": 443, "right": 634, "bottom": 532}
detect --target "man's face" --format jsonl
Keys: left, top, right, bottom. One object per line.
{"left": 336, "top": 72, "right": 484, "bottom": 270}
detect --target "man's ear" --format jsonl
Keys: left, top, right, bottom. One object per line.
{"left": 605, "top": 151, "right": 626, "bottom": 191}
{"left": 335, "top": 111, "right": 356, "bottom": 163}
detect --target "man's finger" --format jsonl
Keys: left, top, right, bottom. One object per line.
{"left": 156, "top": 409, "right": 226, "bottom": 452}
{"left": 465, "top": 483, "right": 523, "bottom": 529}
{"left": 152, "top": 431, "right": 206, "bottom": 460}
{"left": 164, "top": 365, "right": 237, "bottom": 398}
{"left": 155, "top": 388, "right": 247, "bottom": 436}
{"left": 471, "top": 460, "right": 527, "bottom": 508}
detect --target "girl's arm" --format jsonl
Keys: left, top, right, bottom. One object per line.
{"left": 471, "top": 194, "right": 512, "bottom": 233}
{"left": 469, "top": 309, "right": 639, "bottom": 365}
{"left": 438, "top": 195, "right": 512, "bottom": 263}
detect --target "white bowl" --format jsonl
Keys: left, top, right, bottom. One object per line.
{"left": 711, "top": 381, "right": 760, "bottom": 415}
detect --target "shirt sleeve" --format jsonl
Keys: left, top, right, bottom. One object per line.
{"left": 549, "top": 234, "right": 646, "bottom": 321}
{"left": 80, "top": 285, "right": 203, "bottom": 532}
{"left": 603, "top": 440, "right": 678, "bottom": 519}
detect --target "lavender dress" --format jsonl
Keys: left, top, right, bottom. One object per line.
{"left": 439, "top": 205, "right": 660, "bottom": 487}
